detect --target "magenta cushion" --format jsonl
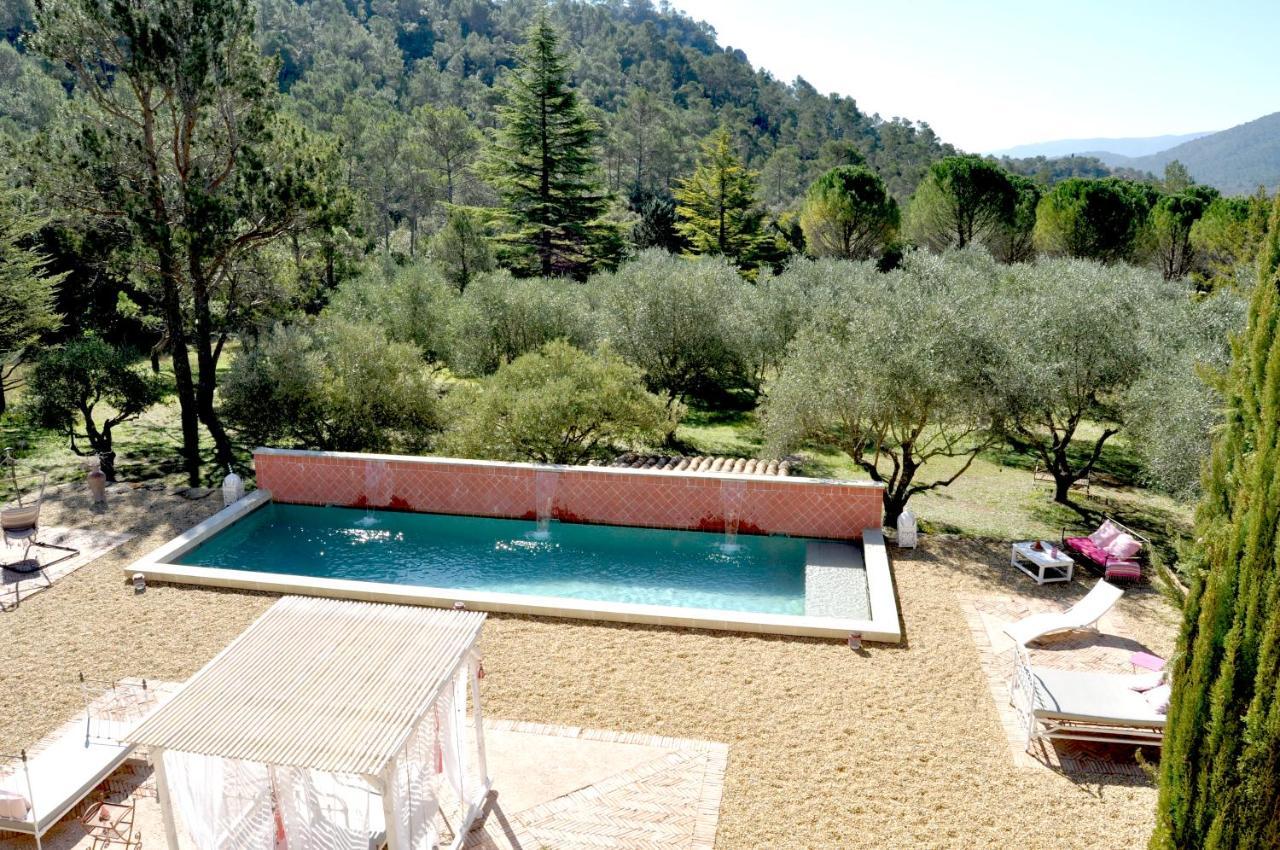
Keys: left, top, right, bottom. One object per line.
{"left": 1066, "top": 537, "right": 1108, "bottom": 566}
{"left": 1106, "top": 533, "right": 1142, "bottom": 560}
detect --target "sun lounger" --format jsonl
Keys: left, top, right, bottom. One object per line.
{"left": 0, "top": 679, "right": 175, "bottom": 849}
{"left": 1002, "top": 580, "right": 1123, "bottom": 646}
{"left": 1010, "top": 648, "right": 1166, "bottom": 749}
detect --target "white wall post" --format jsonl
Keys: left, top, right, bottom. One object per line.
{"left": 151, "top": 747, "right": 181, "bottom": 850}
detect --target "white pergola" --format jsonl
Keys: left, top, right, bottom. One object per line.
{"left": 127, "top": 596, "right": 490, "bottom": 850}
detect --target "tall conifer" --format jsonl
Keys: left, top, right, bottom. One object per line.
{"left": 1152, "top": 196, "right": 1280, "bottom": 849}
{"left": 674, "top": 129, "right": 768, "bottom": 271}
{"left": 480, "top": 15, "right": 620, "bottom": 279}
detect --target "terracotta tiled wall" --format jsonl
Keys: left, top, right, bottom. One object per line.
{"left": 254, "top": 450, "right": 883, "bottom": 540}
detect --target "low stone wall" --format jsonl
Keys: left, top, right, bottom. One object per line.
{"left": 253, "top": 449, "right": 883, "bottom": 540}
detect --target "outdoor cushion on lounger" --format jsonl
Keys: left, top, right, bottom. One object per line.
{"left": 1028, "top": 667, "right": 1167, "bottom": 729}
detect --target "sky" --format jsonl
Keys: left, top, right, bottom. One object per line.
{"left": 670, "top": 0, "right": 1279, "bottom": 153}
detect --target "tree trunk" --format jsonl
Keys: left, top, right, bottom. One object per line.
{"left": 191, "top": 269, "right": 235, "bottom": 473}
{"left": 0, "top": 381, "right": 6, "bottom": 418}
{"left": 1053, "top": 472, "right": 1074, "bottom": 504}
{"left": 882, "top": 492, "right": 908, "bottom": 529}
{"left": 99, "top": 450, "right": 117, "bottom": 483}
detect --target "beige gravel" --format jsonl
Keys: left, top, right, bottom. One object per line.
{"left": 1, "top": 484, "right": 1180, "bottom": 849}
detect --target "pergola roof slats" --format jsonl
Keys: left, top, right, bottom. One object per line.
{"left": 126, "top": 596, "right": 486, "bottom": 777}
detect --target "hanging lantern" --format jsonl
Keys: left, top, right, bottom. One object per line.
{"left": 222, "top": 467, "right": 245, "bottom": 507}
{"left": 896, "top": 509, "right": 918, "bottom": 548}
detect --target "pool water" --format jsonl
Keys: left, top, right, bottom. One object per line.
{"left": 178, "top": 504, "right": 810, "bottom": 615}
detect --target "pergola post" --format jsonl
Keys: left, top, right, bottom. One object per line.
{"left": 378, "top": 769, "right": 400, "bottom": 850}
{"left": 151, "top": 747, "right": 181, "bottom": 850}
{"left": 469, "top": 656, "right": 489, "bottom": 789}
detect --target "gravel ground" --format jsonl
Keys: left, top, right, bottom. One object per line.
{"left": 2, "top": 484, "right": 1180, "bottom": 849}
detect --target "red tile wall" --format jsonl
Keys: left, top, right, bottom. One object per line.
{"left": 254, "top": 450, "right": 883, "bottom": 540}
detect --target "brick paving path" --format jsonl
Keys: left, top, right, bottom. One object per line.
{"left": 465, "top": 720, "right": 727, "bottom": 850}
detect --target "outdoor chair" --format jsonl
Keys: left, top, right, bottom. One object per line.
{"left": 1002, "top": 580, "right": 1124, "bottom": 646}
{"left": 1, "top": 471, "right": 78, "bottom": 609}
{"left": 1010, "top": 646, "right": 1166, "bottom": 750}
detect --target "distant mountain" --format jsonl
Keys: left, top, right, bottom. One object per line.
{"left": 1108, "top": 113, "right": 1280, "bottom": 196}
{"left": 991, "top": 132, "right": 1211, "bottom": 160}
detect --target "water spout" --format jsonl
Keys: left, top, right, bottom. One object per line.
{"left": 718, "top": 478, "right": 746, "bottom": 554}
{"left": 528, "top": 467, "right": 558, "bottom": 540}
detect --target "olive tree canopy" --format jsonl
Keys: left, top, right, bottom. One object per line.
{"left": 765, "top": 249, "right": 1008, "bottom": 521}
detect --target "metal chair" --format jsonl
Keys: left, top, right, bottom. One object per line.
{"left": 1, "top": 467, "right": 78, "bottom": 609}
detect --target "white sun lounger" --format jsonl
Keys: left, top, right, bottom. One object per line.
{"left": 1002, "top": 580, "right": 1123, "bottom": 646}
{"left": 0, "top": 680, "right": 176, "bottom": 848}
{"left": 1010, "top": 649, "right": 1165, "bottom": 749}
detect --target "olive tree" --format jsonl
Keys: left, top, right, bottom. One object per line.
{"left": 444, "top": 271, "right": 593, "bottom": 376}
{"left": 765, "top": 249, "right": 1008, "bottom": 521}
{"left": 1127, "top": 289, "right": 1245, "bottom": 498}
{"left": 222, "top": 318, "right": 444, "bottom": 452}
{"left": 591, "top": 250, "right": 748, "bottom": 403}
{"left": 994, "top": 258, "right": 1182, "bottom": 502}
{"left": 444, "top": 340, "right": 676, "bottom": 465}
{"left": 326, "top": 260, "right": 457, "bottom": 363}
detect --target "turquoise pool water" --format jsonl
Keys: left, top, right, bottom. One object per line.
{"left": 177, "top": 504, "right": 810, "bottom": 615}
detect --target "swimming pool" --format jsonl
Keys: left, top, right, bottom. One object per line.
{"left": 177, "top": 503, "right": 821, "bottom": 616}
{"left": 130, "top": 452, "right": 900, "bottom": 641}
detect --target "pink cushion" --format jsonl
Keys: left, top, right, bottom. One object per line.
{"left": 1144, "top": 683, "right": 1172, "bottom": 714}
{"left": 0, "top": 789, "right": 29, "bottom": 819}
{"left": 1089, "top": 520, "right": 1122, "bottom": 548}
{"left": 1105, "top": 560, "right": 1142, "bottom": 581}
{"left": 1106, "top": 533, "right": 1142, "bottom": 560}
{"left": 1128, "top": 670, "right": 1165, "bottom": 692}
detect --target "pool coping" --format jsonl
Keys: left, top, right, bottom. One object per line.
{"left": 126, "top": 492, "right": 902, "bottom": 643}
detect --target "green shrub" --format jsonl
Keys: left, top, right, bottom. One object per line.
{"left": 444, "top": 271, "right": 593, "bottom": 376}
{"left": 222, "top": 318, "right": 444, "bottom": 452}
{"left": 444, "top": 340, "right": 677, "bottom": 464}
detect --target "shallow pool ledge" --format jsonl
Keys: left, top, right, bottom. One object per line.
{"left": 127, "top": 495, "right": 901, "bottom": 643}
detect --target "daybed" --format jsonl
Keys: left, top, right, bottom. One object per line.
{"left": 1062, "top": 518, "right": 1147, "bottom": 582}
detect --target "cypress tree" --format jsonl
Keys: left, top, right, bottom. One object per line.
{"left": 674, "top": 128, "right": 768, "bottom": 271}
{"left": 1152, "top": 195, "right": 1280, "bottom": 849}
{"left": 480, "top": 15, "right": 621, "bottom": 279}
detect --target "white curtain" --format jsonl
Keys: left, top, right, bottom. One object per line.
{"left": 163, "top": 751, "right": 274, "bottom": 850}
{"left": 382, "top": 706, "right": 442, "bottom": 850}
{"left": 275, "top": 768, "right": 382, "bottom": 850}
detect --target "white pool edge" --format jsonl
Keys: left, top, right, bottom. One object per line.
{"left": 126, "top": 493, "right": 902, "bottom": 643}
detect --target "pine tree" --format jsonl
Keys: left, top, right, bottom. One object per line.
{"left": 674, "top": 128, "right": 768, "bottom": 271}
{"left": 1151, "top": 195, "right": 1280, "bottom": 850}
{"left": 0, "top": 189, "right": 63, "bottom": 416}
{"left": 480, "top": 15, "right": 621, "bottom": 279}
